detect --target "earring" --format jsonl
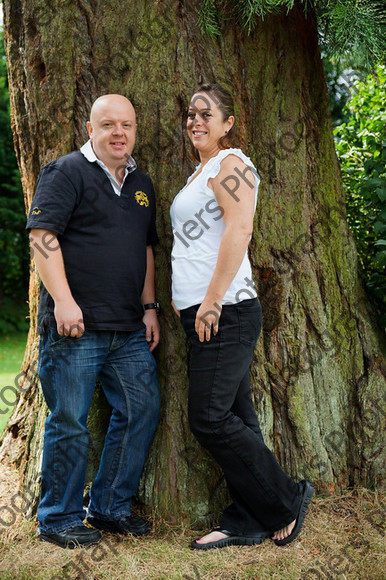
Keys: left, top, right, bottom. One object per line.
{"left": 225, "top": 130, "right": 228, "bottom": 134}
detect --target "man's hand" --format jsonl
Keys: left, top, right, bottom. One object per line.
{"left": 54, "top": 298, "right": 85, "bottom": 338}
{"left": 142, "top": 309, "right": 160, "bottom": 351}
{"left": 195, "top": 300, "right": 222, "bottom": 342}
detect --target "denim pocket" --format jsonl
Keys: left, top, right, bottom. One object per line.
{"left": 48, "top": 327, "right": 84, "bottom": 349}
{"left": 236, "top": 300, "right": 262, "bottom": 346}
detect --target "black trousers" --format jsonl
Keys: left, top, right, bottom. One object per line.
{"left": 180, "top": 298, "right": 301, "bottom": 534}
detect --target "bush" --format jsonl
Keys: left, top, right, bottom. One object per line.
{"left": 0, "top": 31, "right": 29, "bottom": 335}
{"left": 334, "top": 64, "right": 386, "bottom": 328}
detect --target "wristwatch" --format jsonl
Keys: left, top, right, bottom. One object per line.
{"left": 143, "top": 302, "right": 160, "bottom": 312}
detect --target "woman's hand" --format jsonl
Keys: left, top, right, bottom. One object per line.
{"left": 195, "top": 299, "right": 222, "bottom": 342}
{"left": 171, "top": 300, "right": 180, "bottom": 318}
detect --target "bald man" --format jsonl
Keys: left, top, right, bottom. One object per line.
{"left": 27, "top": 95, "right": 160, "bottom": 548}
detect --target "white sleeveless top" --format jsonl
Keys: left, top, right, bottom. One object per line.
{"left": 170, "top": 148, "right": 260, "bottom": 310}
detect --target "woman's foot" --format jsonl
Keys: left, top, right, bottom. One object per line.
{"left": 195, "top": 530, "right": 230, "bottom": 545}
{"left": 271, "top": 519, "right": 296, "bottom": 541}
{"left": 273, "top": 480, "right": 314, "bottom": 546}
{"left": 191, "top": 527, "right": 269, "bottom": 550}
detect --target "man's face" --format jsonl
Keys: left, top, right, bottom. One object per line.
{"left": 86, "top": 96, "right": 137, "bottom": 171}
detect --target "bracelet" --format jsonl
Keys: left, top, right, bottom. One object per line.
{"left": 143, "top": 302, "right": 160, "bottom": 312}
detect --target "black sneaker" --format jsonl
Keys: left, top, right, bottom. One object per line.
{"left": 39, "top": 524, "right": 102, "bottom": 549}
{"left": 86, "top": 514, "right": 150, "bottom": 536}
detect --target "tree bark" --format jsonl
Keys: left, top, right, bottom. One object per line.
{"left": 1, "top": 0, "right": 384, "bottom": 526}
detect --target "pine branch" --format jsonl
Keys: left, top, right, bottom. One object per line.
{"left": 198, "top": 0, "right": 386, "bottom": 66}
{"left": 198, "top": 0, "right": 222, "bottom": 35}
{"left": 319, "top": 0, "right": 386, "bottom": 67}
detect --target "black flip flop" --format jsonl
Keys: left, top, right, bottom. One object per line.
{"left": 191, "top": 527, "right": 270, "bottom": 550}
{"left": 274, "top": 480, "right": 314, "bottom": 546}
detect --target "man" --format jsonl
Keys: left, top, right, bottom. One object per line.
{"left": 27, "top": 94, "right": 160, "bottom": 548}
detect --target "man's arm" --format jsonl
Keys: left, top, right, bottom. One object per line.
{"left": 141, "top": 245, "right": 160, "bottom": 351}
{"left": 30, "top": 228, "right": 84, "bottom": 337}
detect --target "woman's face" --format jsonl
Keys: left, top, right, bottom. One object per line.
{"left": 187, "top": 92, "right": 233, "bottom": 156}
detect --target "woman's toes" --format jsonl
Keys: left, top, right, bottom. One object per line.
{"left": 272, "top": 519, "right": 296, "bottom": 541}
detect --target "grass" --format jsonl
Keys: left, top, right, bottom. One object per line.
{"left": 0, "top": 336, "right": 384, "bottom": 578}
{"left": 0, "top": 472, "right": 384, "bottom": 580}
{"left": 0, "top": 332, "right": 27, "bottom": 433}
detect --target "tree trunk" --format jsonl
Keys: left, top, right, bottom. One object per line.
{"left": 1, "top": 0, "right": 384, "bottom": 526}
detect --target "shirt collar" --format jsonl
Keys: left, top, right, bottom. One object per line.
{"left": 80, "top": 140, "right": 137, "bottom": 173}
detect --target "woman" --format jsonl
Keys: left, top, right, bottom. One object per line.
{"left": 170, "top": 83, "right": 313, "bottom": 550}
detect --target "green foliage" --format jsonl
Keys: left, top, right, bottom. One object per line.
{"left": 318, "top": 0, "right": 386, "bottom": 68}
{"left": 199, "top": 0, "right": 312, "bottom": 35}
{"left": 0, "top": 30, "right": 29, "bottom": 334}
{"left": 199, "top": 0, "right": 386, "bottom": 66}
{"left": 334, "top": 65, "right": 386, "bottom": 326}
{"left": 322, "top": 56, "right": 366, "bottom": 127}
{"left": 198, "top": 0, "right": 222, "bottom": 36}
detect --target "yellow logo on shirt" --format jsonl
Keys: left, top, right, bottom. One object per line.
{"left": 31, "top": 207, "right": 42, "bottom": 215}
{"left": 134, "top": 191, "right": 149, "bottom": 207}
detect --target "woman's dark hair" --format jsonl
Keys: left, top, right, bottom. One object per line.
{"left": 189, "top": 83, "right": 239, "bottom": 161}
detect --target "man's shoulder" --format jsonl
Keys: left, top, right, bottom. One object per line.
{"left": 42, "top": 150, "right": 88, "bottom": 174}
{"left": 132, "top": 167, "right": 153, "bottom": 188}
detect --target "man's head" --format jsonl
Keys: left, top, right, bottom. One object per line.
{"left": 86, "top": 94, "right": 137, "bottom": 173}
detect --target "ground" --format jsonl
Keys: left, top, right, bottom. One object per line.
{"left": 0, "top": 459, "right": 384, "bottom": 580}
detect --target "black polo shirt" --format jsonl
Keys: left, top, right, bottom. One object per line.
{"left": 26, "top": 151, "right": 158, "bottom": 333}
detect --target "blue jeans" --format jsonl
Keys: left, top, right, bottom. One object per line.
{"left": 37, "top": 327, "right": 160, "bottom": 534}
